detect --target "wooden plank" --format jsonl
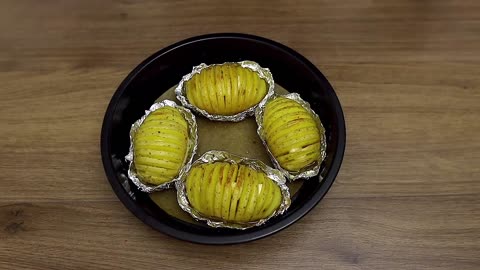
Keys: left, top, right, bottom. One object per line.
{"left": 1, "top": 197, "right": 479, "bottom": 270}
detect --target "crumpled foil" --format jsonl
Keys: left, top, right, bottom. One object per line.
{"left": 176, "top": 150, "right": 291, "bottom": 229}
{"left": 125, "top": 100, "right": 198, "bottom": 193}
{"left": 255, "top": 93, "right": 327, "bottom": 181}
{"left": 175, "top": 61, "right": 275, "bottom": 122}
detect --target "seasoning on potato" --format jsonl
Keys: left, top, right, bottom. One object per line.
{"left": 126, "top": 100, "right": 197, "bottom": 192}
{"left": 256, "top": 93, "right": 326, "bottom": 180}
{"left": 133, "top": 106, "right": 188, "bottom": 185}
{"left": 186, "top": 162, "right": 282, "bottom": 223}
{"left": 176, "top": 61, "right": 274, "bottom": 121}
{"left": 176, "top": 150, "right": 290, "bottom": 229}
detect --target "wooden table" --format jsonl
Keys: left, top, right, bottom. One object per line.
{"left": 1, "top": 1, "right": 479, "bottom": 269}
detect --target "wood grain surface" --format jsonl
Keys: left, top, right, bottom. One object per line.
{"left": 1, "top": 0, "right": 479, "bottom": 269}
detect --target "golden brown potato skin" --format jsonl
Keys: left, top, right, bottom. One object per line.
{"left": 133, "top": 106, "right": 188, "bottom": 185}
{"left": 185, "top": 64, "right": 268, "bottom": 115}
{"left": 185, "top": 162, "right": 282, "bottom": 223}
{"left": 263, "top": 97, "right": 321, "bottom": 172}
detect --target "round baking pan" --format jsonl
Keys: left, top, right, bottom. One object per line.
{"left": 101, "top": 33, "right": 346, "bottom": 244}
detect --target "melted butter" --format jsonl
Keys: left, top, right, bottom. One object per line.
{"left": 149, "top": 84, "right": 303, "bottom": 222}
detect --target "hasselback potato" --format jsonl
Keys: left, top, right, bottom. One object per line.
{"left": 133, "top": 106, "right": 189, "bottom": 185}
{"left": 185, "top": 63, "right": 268, "bottom": 116}
{"left": 185, "top": 162, "right": 282, "bottom": 223}
{"left": 262, "top": 97, "right": 322, "bottom": 172}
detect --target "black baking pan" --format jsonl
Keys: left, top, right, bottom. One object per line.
{"left": 101, "top": 33, "right": 346, "bottom": 244}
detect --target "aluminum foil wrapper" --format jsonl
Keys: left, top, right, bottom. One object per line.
{"left": 176, "top": 150, "right": 291, "bottom": 230}
{"left": 125, "top": 100, "right": 198, "bottom": 193}
{"left": 175, "top": 61, "right": 275, "bottom": 122}
{"left": 255, "top": 93, "right": 327, "bottom": 181}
